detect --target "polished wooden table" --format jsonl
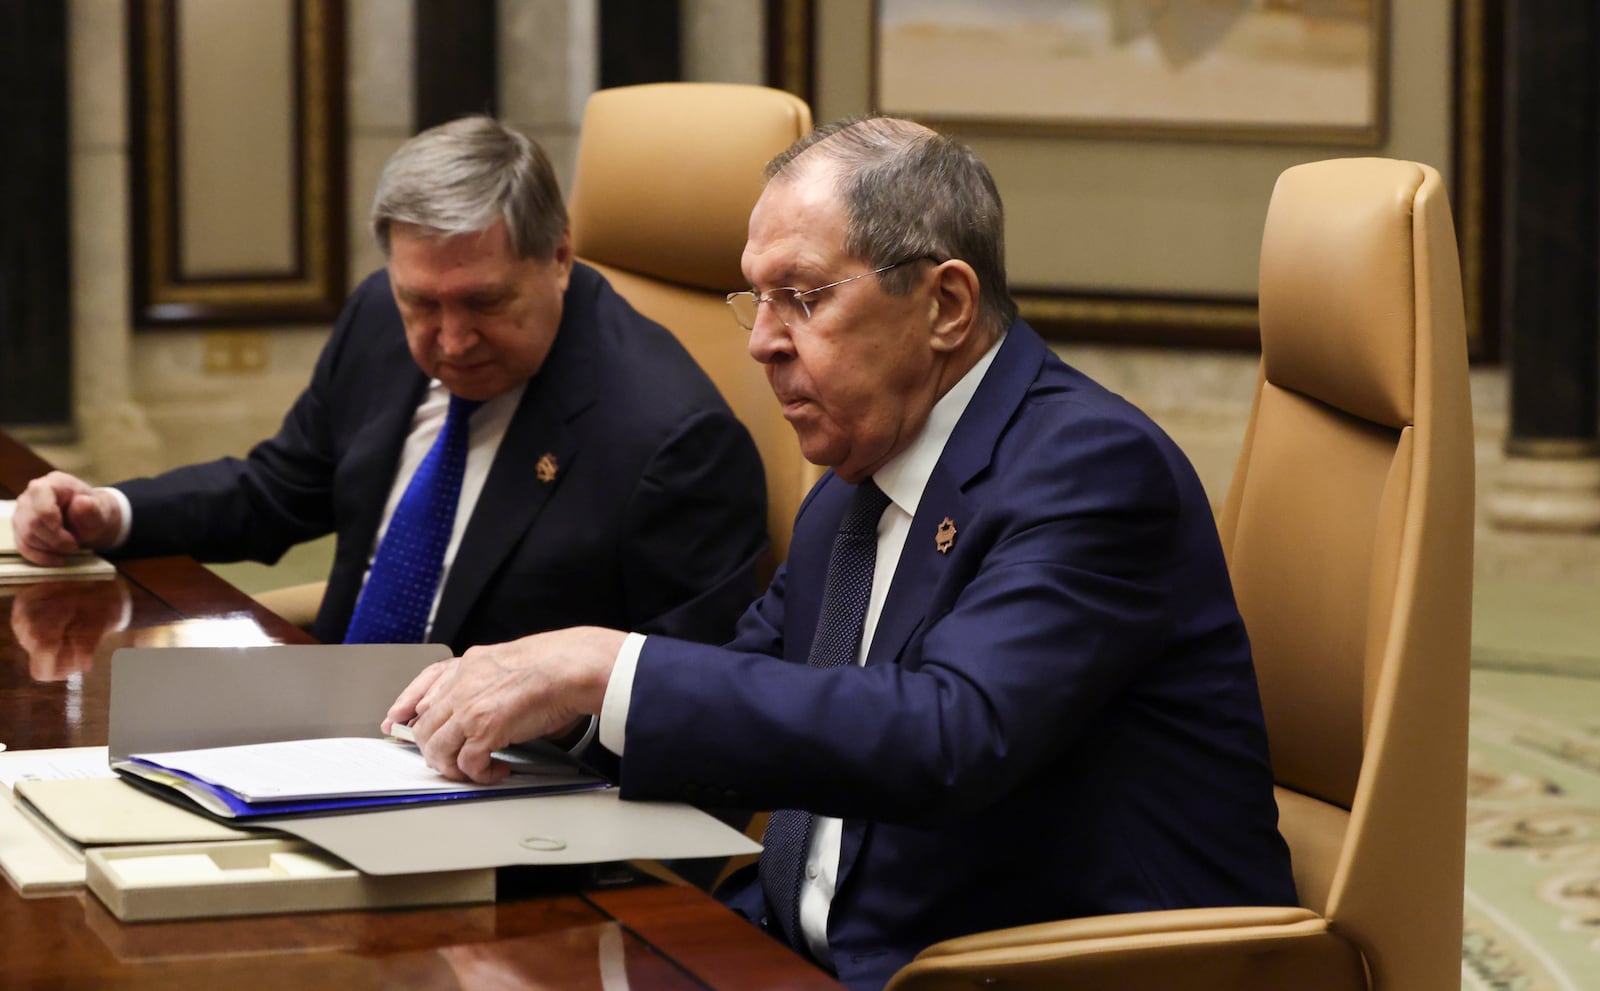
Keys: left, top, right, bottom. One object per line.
{"left": 0, "top": 431, "right": 842, "bottom": 990}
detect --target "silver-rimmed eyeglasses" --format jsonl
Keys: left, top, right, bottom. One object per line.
{"left": 724, "top": 257, "right": 931, "bottom": 331}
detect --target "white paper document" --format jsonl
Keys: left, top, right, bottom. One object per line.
{"left": 0, "top": 747, "right": 117, "bottom": 792}
{"left": 0, "top": 501, "right": 116, "bottom": 582}
{"left": 133, "top": 738, "right": 586, "bottom": 802}
{"left": 0, "top": 500, "right": 117, "bottom": 582}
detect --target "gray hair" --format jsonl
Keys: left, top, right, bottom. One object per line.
{"left": 764, "top": 116, "right": 1017, "bottom": 336}
{"left": 371, "top": 115, "right": 567, "bottom": 260}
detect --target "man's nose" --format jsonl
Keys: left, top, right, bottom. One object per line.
{"left": 746, "top": 304, "right": 792, "bottom": 365}
{"left": 438, "top": 307, "right": 476, "bottom": 354}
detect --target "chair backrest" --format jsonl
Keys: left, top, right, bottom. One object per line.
{"left": 569, "top": 82, "right": 822, "bottom": 577}
{"left": 1218, "top": 159, "right": 1473, "bottom": 989}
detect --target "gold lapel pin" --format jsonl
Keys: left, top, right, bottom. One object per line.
{"left": 536, "top": 452, "right": 559, "bottom": 483}
{"left": 935, "top": 517, "right": 957, "bottom": 555}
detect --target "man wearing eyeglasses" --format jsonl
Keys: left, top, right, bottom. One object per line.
{"left": 386, "top": 116, "right": 1297, "bottom": 991}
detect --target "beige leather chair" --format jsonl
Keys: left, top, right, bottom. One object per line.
{"left": 569, "top": 82, "right": 823, "bottom": 581}
{"left": 888, "top": 159, "right": 1474, "bottom": 991}
{"left": 258, "top": 83, "right": 818, "bottom": 631}
{"left": 253, "top": 579, "right": 324, "bottom": 631}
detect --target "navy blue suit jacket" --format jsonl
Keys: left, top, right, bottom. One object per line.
{"left": 113, "top": 263, "right": 769, "bottom": 652}
{"left": 617, "top": 323, "right": 1296, "bottom": 990}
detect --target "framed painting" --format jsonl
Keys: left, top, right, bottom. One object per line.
{"left": 129, "top": 0, "right": 346, "bottom": 328}
{"left": 872, "top": 0, "right": 1387, "bottom": 145}
{"left": 767, "top": 0, "right": 1498, "bottom": 356}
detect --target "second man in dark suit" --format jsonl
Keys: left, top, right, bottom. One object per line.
{"left": 11, "top": 116, "right": 768, "bottom": 652}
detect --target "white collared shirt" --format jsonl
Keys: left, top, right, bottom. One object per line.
{"left": 601, "top": 335, "right": 1003, "bottom": 965}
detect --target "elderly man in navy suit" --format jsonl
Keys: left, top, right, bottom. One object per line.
{"left": 12, "top": 116, "right": 767, "bottom": 654}
{"left": 385, "top": 116, "right": 1297, "bottom": 991}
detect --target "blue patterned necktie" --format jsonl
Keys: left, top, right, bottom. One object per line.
{"left": 345, "top": 394, "right": 483, "bottom": 644}
{"left": 759, "top": 478, "right": 891, "bottom": 952}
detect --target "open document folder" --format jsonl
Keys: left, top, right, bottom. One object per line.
{"left": 115, "top": 735, "right": 605, "bottom": 820}
{"left": 107, "top": 644, "right": 603, "bottom": 820}
{"left": 94, "top": 644, "right": 758, "bottom": 874}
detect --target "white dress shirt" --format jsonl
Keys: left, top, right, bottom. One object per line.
{"left": 600, "top": 337, "right": 1002, "bottom": 964}
{"left": 106, "top": 378, "right": 523, "bottom": 640}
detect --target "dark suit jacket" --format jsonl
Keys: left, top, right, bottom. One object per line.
{"left": 617, "top": 322, "right": 1296, "bottom": 991}
{"left": 114, "top": 263, "right": 769, "bottom": 652}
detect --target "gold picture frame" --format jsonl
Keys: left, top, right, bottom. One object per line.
{"left": 874, "top": 1, "right": 1388, "bottom": 147}
{"left": 767, "top": 0, "right": 1497, "bottom": 356}
{"left": 129, "top": 0, "right": 346, "bottom": 327}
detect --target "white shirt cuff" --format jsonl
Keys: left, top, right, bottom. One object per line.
{"left": 562, "top": 714, "right": 598, "bottom": 756}
{"left": 102, "top": 487, "right": 133, "bottom": 548}
{"left": 599, "top": 632, "right": 646, "bottom": 755}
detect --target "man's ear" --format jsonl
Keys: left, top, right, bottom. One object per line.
{"left": 927, "top": 259, "right": 980, "bottom": 354}
{"left": 551, "top": 229, "right": 575, "bottom": 289}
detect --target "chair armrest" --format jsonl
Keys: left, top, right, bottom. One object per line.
{"left": 251, "top": 580, "right": 327, "bottom": 632}
{"left": 888, "top": 907, "right": 1368, "bottom": 991}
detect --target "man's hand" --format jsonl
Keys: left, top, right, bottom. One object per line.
{"left": 382, "top": 626, "right": 626, "bottom": 783}
{"left": 12, "top": 471, "right": 123, "bottom": 566}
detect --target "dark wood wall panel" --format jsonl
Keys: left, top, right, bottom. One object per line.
{"left": 414, "top": 0, "right": 498, "bottom": 130}
{"left": 1502, "top": 0, "right": 1599, "bottom": 451}
{"left": 0, "top": 1, "right": 71, "bottom": 426}
{"left": 599, "top": 0, "right": 680, "bottom": 88}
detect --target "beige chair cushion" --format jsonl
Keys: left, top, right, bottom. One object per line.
{"left": 570, "top": 83, "right": 821, "bottom": 575}
{"left": 1257, "top": 159, "right": 1423, "bottom": 429}
{"left": 1225, "top": 382, "right": 1401, "bottom": 809}
{"left": 571, "top": 82, "right": 812, "bottom": 291}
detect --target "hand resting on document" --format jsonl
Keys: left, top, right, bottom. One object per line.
{"left": 11, "top": 471, "right": 123, "bottom": 566}
{"left": 382, "top": 626, "right": 625, "bottom": 784}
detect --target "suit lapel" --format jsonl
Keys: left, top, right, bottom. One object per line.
{"left": 838, "top": 322, "right": 1047, "bottom": 886}
{"left": 782, "top": 476, "right": 848, "bottom": 664}
{"left": 862, "top": 463, "right": 972, "bottom": 668}
{"left": 865, "top": 324, "right": 1045, "bottom": 669}
{"left": 322, "top": 338, "right": 430, "bottom": 635}
{"left": 428, "top": 266, "right": 602, "bottom": 648}
{"left": 342, "top": 365, "right": 429, "bottom": 559}
{"left": 429, "top": 385, "right": 578, "bottom": 647}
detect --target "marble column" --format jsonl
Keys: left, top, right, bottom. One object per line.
{"left": 1488, "top": 0, "right": 1600, "bottom": 531}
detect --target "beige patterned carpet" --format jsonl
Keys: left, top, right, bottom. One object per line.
{"left": 1464, "top": 578, "right": 1600, "bottom": 991}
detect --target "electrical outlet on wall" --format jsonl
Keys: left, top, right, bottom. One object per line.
{"left": 202, "top": 332, "right": 268, "bottom": 374}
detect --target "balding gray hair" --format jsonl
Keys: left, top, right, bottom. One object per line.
{"left": 765, "top": 116, "right": 1017, "bottom": 336}
{"left": 371, "top": 115, "right": 567, "bottom": 260}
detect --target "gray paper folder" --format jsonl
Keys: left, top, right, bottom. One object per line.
{"left": 108, "top": 645, "right": 759, "bottom": 874}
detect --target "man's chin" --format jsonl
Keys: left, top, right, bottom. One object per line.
{"left": 792, "top": 432, "right": 847, "bottom": 478}
{"left": 438, "top": 371, "right": 509, "bottom": 402}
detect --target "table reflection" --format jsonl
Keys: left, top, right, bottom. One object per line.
{"left": 10, "top": 579, "right": 131, "bottom": 681}
{"left": 381, "top": 924, "right": 633, "bottom": 991}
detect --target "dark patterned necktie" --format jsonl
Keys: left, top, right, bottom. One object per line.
{"left": 759, "top": 478, "right": 891, "bottom": 952}
{"left": 345, "top": 394, "right": 483, "bottom": 644}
